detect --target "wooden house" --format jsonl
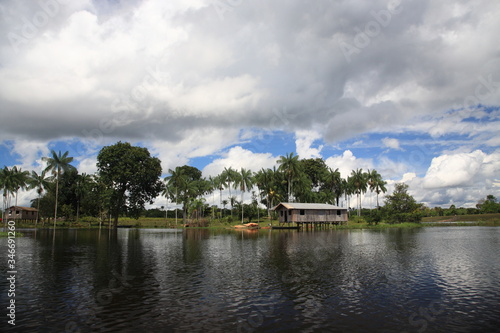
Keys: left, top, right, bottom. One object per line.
{"left": 272, "top": 202, "right": 348, "bottom": 227}
{"left": 7, "top": 206, "right": 38, "bottom": 221}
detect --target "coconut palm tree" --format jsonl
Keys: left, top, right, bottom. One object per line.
{"left": 277, "top": 152, "right": 300, "bottom": 202}
{"left": 42, "top": 150, "right": 76, "bottom": 228}
{"left": 234, "top": 168, "right": 253, "bottom": 223}
{"left": 28, "top": 170, "right": 52, "bottom": 225}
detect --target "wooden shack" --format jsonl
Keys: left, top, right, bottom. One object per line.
{"left": 272, "top": 202, "right": 348, "bottom": 228}
{"left": 7, "top": 206, "right": 38, "bottom": 221}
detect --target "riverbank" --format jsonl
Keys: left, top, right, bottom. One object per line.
{"left": 5, "top": 213, "right": 499, "bottom": 231}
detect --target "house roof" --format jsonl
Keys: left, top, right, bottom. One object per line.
{"left": 272, "top": 202, "right": 346, "bottom": 211}
{"left": 8, "top": 206, "right": 38, "bottom": 211}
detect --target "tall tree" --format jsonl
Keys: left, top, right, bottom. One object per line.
{"left": 97, "top": 142, "right": 162, "bottom": 227}
{"left": 323, "top": 167, "right": 343, "bottom": 206}
{"left": 74, "top": 173, "right": 92, "bottom": 222}
{"left": 222, "top": 167, "right": 238, "bottom": 217}
{"left": 42, "top": 150, "right": 76, "bottom": 227}
{"left": 368, "top": 169, "right": 387, "bottom": 208}
{"left": 165, "top": 167, "right": 186, "bottom": 225}
{"left": 11, "top": 166, "right": 30, "bottom": 208}
{"left": 234, "top": 168, "right": 253, "bottom": 223}
{"left": 277, "top": 152, "right": 301, "bottom": 202}
{"left": 349, "top": 168, "right": 368, "bottom": 216}
{"left": 384, "top": 183, "right": 422, "bottom": 223}
{"left": 28, "top": 170, "right": 52, "bottom": 224}
{"left": 1, "top": 167, "right": 16, "bottom": 221}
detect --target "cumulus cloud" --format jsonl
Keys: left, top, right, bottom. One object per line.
{"left": 382, "top": 137, "right": 402, "bottom": 150}
{"left": 1, "top": 0, "right": 499, "bottom": 208}
{"left": 202, "top": 146, "right": 277, "bottom": 177}
{"left": 295, "top": 130, "right": 323, "bottom": 159}
{"left": 325, "top": 150, "right": 373, "bottom": 179}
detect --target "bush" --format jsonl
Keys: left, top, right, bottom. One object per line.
{"left": 366, "top": 210, "right": 382, "bottom": 225}
{"left": 349, "top": 216, "right": 366, "bottom": 223}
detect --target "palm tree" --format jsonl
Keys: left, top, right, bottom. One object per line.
{"left": 10, "top": 166, "right": 30, "bottom": 209}
{"left": 324, "top": 167, "right": 342, "bottom": 206}
{"left": 165, "top": 167, "right": 186, "bottom": 225}
{"left": 349, "top": 168, "right": 368, "bottom": 216}
{"left": 368, "top": 170, "right": 387, "bottom": 208}
{"left": 234, "top": 168, "right": 253, "bottom": 223}
{"left": 74, "top": 173, "right": 92, "bottom": 222}
{"left": 1, "top": 166, "right": 16, "bottom": 222}
{"left": 277, "top": 152, "right": 300, "bottom": 202}
{"left": 222, "top": 167, "right": 237, "bottom": 217}
{"left": 42, "top": 150, "right": 75, "bottom": 228}
{"left": 28, "top": 170, "right": 52, "bottom": 225}
{"left": 161, "top": 181, "right": 174, "bottom": 220}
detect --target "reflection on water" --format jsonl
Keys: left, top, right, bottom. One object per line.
{"left": 1, "top": 227, "right": 499, "bottom": 332}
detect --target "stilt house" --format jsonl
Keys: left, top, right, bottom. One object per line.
{"left": 7, "top": 206, "right": 38, "bottom": 221}
{"left": 273, "top": 202, "right": 348, "bottom": 226}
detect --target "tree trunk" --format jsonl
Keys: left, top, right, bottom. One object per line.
{"left": 54, "top": 176, "right": 59, "bottom": 229}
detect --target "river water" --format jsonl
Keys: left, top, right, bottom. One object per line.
{"left": 1, "top": 227, "right": 499, "bottom": 332}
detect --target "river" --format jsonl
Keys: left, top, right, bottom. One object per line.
{"left": 1, "top": 226, "right": 499, "bottom": 332}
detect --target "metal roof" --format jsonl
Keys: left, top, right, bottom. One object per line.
{"left": 8, "top": 206, "right": 38, "bottom": 211}
{"left": 272, "top": 202, "right": 346, "bottom": 210}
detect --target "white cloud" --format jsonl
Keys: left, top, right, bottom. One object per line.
{"left": 423, "top": 150, "right": 491, "bottom": 189}
{"left": 382, "top": 137, "right": 402, "bottom": 150}
{"left": 202, "top": 146, "right": 276, "bottom": 178}
{"left": 324, "top": 150, "right": 373, "bottom": 179}
{"left": 295, "top": 130, "right": 323, "bottom": 159}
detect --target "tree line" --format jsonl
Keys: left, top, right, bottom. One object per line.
{"left": 2, "top": 141, "right": 497, "bottom": 227}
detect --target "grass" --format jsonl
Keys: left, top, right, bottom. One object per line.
{"left": 8, "top": 213, "right": 500, "bottom": 230}
{"left": 0, "top": 231, "right": 23, "bottom": 237}
{"left": 422, "top": 213, "right": 500, "bottom": 223}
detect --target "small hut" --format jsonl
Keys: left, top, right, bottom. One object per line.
{"left": 272, "top": 202, "right": 348, "bottom": 228}
{"left": 7, "top": 206, "right": 38, "bottom": 221}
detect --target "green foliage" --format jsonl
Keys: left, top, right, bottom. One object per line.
{"left": 478, "top": 195, "right": 500, "bottom": 213}
{"left": 384, "top": 183, "right": 422, "bottom": 223}
{"left": 97, "top": 142, "right": 162, "bottom": 226}
{"left": 366, "top": 209, "right": 382, "bottom": 225}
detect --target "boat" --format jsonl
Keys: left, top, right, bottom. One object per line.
{"left": 271, "top": 225, "right": 300, "bottom": 230}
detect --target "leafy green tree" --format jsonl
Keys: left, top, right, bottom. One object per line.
{"left": 477, "top": 194, "right": 499, "bottom": 213}
{"left": 97, "top": 142, "right": 162, "bottom": 227}
{"left": 42, "top": 150, "right": 76, "bottom": 227}
{"left": 384, "top": 183, "right": 422, "bottom": 223}
{"left": 300, "top": 158, "right": 328, "bottom": 190}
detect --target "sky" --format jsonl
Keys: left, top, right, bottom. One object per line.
{"left": 0, "top": 0, "right": 499, "bottom": 209}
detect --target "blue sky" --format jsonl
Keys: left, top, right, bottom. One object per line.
{"left": 0, "top": 0, "right": 499, "bottom": 208}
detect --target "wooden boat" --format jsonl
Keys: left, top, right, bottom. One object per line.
{"left": 271, "top": 225, "right": 300, "bottom": 230}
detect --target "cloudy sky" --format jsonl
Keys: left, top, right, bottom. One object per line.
{"left": 1, "top": 0, "right": 499, "bottom": 208}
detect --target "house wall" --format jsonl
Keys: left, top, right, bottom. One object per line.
{"left": 277, "top": 208, "right": 348, "bottom": 223}
{"left": 8, "top": 207, "right": 38, "bottom": 220}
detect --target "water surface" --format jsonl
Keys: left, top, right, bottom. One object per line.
{"left": 1, "top": 227, "right": 499, "bottom": 332}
